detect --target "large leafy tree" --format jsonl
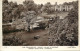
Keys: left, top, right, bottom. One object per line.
{"left": 23, "top": 0, "right": 38, "bottom": 13}
{"left": 3, "top": 0, "right": 8, "bottom": 4}
{"left": 2, "top": 0, "right": 19, "bottom": 23}
{"left": 3, "top": 0, "right": 25, "bottom": 23}
{"left": 41, "top": 2, "right": 53, "bottom": 14}
{"left": 21, "top": 11, "right": 37, "bottom": 32}
{"left": 66, "top": 1, "right": 78, "bottom": 23}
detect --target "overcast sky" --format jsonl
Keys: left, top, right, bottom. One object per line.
{"left": 8, "top": 0, "right": 78, "bottom": 5}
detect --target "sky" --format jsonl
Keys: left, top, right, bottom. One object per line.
{"left": 8, "top": 0, "right": 78, "bottom": 5}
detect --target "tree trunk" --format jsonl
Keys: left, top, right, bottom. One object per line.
{"left": 27, "top": 22, "right": 30, "bottom": 32}
{"left": 27, "top": 25, "right": 30, "bottom": 32}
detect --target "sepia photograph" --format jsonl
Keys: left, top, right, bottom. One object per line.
{"left": 2, "top": 0, "right": 78, "bottom": 46}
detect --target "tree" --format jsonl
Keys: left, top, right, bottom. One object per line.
{"left": 2, "top": 0, "right": 19, "bottom": 23}
{"left": 67, "top": 1, "right": 78, "bottom": 23}
{"left": 3, "top": 0, "right": 8, "bottom": 4}
{"left": 21, "top": 11, "right": 37, "bottom": 32}
{"left": 37, "top": 4, "right": 43, "bottom": 14}
{"left": 23, "top": 0, "right": 38, "bottom": 13}
{"left": 41, "top": 2, "right": 52, "bottom": 14}
{"left": 46, "top": 1, "right": 78, "bottom": 46}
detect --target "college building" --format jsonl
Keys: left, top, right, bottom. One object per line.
{"left": 51, "top": 2, "right": 73, "bottom": 11}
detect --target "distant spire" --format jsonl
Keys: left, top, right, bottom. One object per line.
{"left": 55, "top": 2, "right": 57, "bottom": 5}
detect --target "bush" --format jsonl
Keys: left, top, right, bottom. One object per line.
{"left": 3, "top": 25, "right": 20, "bottom": 33}
{"left": 3, "top": 35, "right": 23, "bottom": 46}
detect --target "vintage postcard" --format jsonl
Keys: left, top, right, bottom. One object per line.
{"left": 0, "top": 0, "right": 80, "bottom": 51}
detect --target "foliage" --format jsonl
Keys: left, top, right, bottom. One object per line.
{"left": 3, "top": 0, "right": 78, "bottom": 46}
{"left": 47, "top": 1, "right": 78, "bottom": 46}
{"left": 41, "top": 2, "right": 54, "bottom": 14}
{"left": 3, "top": 0, "right": 40, "bottom": 23}
{"left": 21, "top": 11, "right": 37, "bottom": 32}
{"left": 2, "top": 0, "right": 19, "bottom": 23}
{"left": 3, "top": 25, "right": 20, "bottom": 33}
{"left": 23, "top": 0, "right": 38, "bottom": 13}
{"left": 3, "top": 35, "right": 24, "bottom": 46}
{"left": 67, "top": 1, "right": 78, "bottom": 23}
